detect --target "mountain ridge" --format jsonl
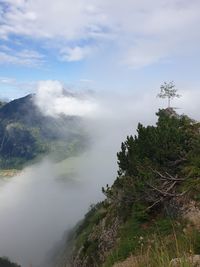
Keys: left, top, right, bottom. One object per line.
{"left": 0, "top": 94, "right": 87, "bottom": 169}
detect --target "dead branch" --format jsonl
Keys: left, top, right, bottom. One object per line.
{"left": 165, "top": 172, "right": 185, "bottom": 181}
{"left": 150, "top": 168, "right": 185, "bottom": 182}
{"left": 146, "top": 182, "right": 177, "bottom": 197}
{"left": 168, "top": 158, "right": 187, "bottom": 167}
{"left": 146, "top": 198, "right": 164, "bottom": 211}
{"left": 165, "top": 181, "right": 177, "bottom": 192}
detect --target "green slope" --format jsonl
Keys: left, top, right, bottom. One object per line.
{"left": 0, "top": 94, "right": 88, "bottom": 169}
{"left": 58, "top": 108, "right": 200, "bottom": 267}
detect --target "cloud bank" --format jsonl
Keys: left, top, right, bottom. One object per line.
{"left": 35, "top": 80, "right": 98, "bottom": 117}
{"left": 0, "top": 159, "right": 103, "bottom": 267}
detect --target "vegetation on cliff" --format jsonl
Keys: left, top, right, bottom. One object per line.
{"left": 0, "top": 94, "right": 87, "bottom": 169}
{"left": 61, "top": 108, "right": 200, "bottom": 267}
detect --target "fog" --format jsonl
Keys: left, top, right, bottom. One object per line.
{"left": 35, "top": 80, "right": 98, "bottom": 117}
{"left": 0, "top": 81, "right": 199, "bottom": 266}
{"left": 0, "top": 160, "right": 91, "bottom": 266}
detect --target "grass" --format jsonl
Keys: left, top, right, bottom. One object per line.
{"left": 110, "top": 223, "right": 200, "bottom": 267}
{"left": 138, "top": 234, "right": 193, "bottom": 267}
{"left": 103, "top": 203, "right": 200, "bottom": 267}
{"left": 103, "top": 205, "right": 149, "bottom": 267}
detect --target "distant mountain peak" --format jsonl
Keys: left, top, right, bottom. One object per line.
{"left": 0, "top": 94, "right": 87, "bottom": 169}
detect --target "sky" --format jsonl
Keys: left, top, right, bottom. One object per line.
{"left": 0, "top": 0, "right": 200, "bottom": 99}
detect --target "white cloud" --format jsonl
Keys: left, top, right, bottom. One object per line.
{"left": 35, "top": 80, "right": 98, "bottom": 117}
{"left": 4, "top": 0, "right": 26, "bottom": 6}
{"left": 0, "top": 0, "right": 200, "bottom": 67}
{"left": 122, "top": 39, "right": 173, "bottom": 68}
{"left": 0, "top": 0, "right": 103, "bottom": 39}
{"left": 60, "top": 46, "right": 92, "bottom": 62}
{"left": 79, "top": 78, "right": 94, "bottom": 83}
{"left": 0, "top": 76, "right": 16, "bottom": 85}
{"left": 0, "top": 48, "right": 44, "bottom": 66}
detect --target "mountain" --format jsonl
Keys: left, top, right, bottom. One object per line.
{"left": 56, "top": 109, "right": 200, "bottom": 267}
{"left": 0, "top": 94, "right": 87, "bottom": 168}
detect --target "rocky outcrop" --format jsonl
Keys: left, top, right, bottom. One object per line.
{"left": 72, "top": 215, "right": 122, "bottom": 267}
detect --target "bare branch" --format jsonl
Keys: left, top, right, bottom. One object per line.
{"left": 146, "top": 198, "right": 164, "bottom": 211}
{"left": 164, "top": 172, "right": 186, "bottom": 181}
{"left": 146, "top": 182, "right": 176, "bottom": 197}
{"left": 150, "top": 167, "right": 186, "bottom": 181}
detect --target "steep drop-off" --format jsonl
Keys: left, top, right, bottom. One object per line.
{"left": 57, "top": 108, "right": 200, "bottom": 267}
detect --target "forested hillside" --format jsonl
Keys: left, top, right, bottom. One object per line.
{"left": 57, "top": 108, "right": 200, "bottom": 267}
{"left": 0, "top": 94, "right": 87, "bottom": 169}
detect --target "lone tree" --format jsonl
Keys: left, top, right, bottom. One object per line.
{"left": 157, "top": 81, "right": 181, "bottom": 108}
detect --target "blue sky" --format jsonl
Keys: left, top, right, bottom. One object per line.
{"left": 0, "top": 0, "right": 200, "bottom": 99}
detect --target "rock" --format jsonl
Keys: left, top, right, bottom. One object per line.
{"left": 170, "top": 255, "right": 200, "bottom": 267}
{"left": 182, "top": 201, "right": 200, "bottom": 230}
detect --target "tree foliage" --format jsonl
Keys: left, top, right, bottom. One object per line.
{"left": 72, "top": 108, "right": 200, "bottom": 267}
{"left": 157, "top": 81, "right": 181, "bottom": 107}
{"left": 103, "top": 109, "right": 200, "bottom": 210}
